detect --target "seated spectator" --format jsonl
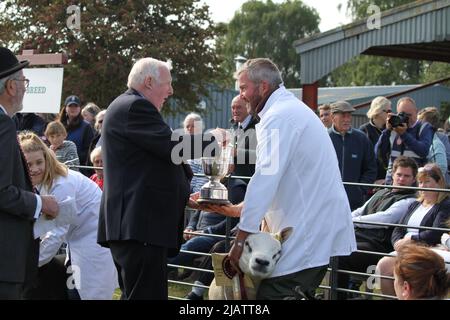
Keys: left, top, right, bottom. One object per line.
{"left": 359, "top": 96, "right": 392, "bottom": 185}
{"left": 183, "top": 112, "right": 208, "bottom": 193}
{"left": 168, "top": 178, "right": 246, "bottom": 279}
{"left": 375, "top": 97, "right": 434, "bottom": 184}
{"left": 89, "top": 146, "right": 103, "bottom": 190}
{"left": 337, "top": 156, "right": 418, "bottom": 299}
{"left": 393, "top": 244, "right": 449, "bottom": 300}
{"left": 44, "top": 121, "right": 80, "bottom": 169}
{"left": 328, "top": 100, "right": 377, "bottom": 210}
{"left": 81, "top": 102, "right": 101, "bottom": 130}
{"left": 85, "top": 109, "right": 106, "bottom": 177}
{"left": 59, "top": 95, "right": 94, "bottom": 176}
{"left": 13, "top": 112, "right": 48, "bottom": 137}
{"left": 418, "top": 107, "right": 450, "bottom": 185}
{"left": 376, "top": 163, "right": 450, "bottom": 296}
{"left": 318, "top": 104, "right": 332, "bottom": 128}
{"left": 19, "top": 132, "right": 117, "bottom": 300}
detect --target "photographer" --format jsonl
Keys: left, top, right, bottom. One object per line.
{"left": 375, "top": 97, "right": 434, "bottom": 184}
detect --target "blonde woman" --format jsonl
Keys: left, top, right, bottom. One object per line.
{"left": 376, "top": 163, "right": 450, "bottom": 296}
{"left": 19, "top": 132, "right": 117, "bottom": 300}
{"left": 360, "top": 96, "right": 392, "bottom": 183}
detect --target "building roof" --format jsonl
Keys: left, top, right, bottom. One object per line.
{"left": 294, "top": 0, "right": 450, "bottom": 84}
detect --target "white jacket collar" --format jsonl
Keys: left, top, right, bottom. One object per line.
{"left": 258, "top": 85, "right": 288, "bottom": 120}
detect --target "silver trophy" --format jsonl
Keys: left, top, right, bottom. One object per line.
{"left": 198, "top": 143, "right": 234, "bottom": 205}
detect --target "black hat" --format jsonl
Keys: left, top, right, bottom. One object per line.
{"left": 0, "top": 47, "right": 30, "bottom": 79}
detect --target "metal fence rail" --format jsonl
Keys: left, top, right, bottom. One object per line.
{"left": 67, "top": 164, "right": 450, "bottom": 300}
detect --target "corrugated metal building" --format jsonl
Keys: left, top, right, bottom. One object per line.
{"left": 164, "top": 84, "right": 450, "bottom": 131}
{"left": 293, "top": 0, "right": 450, "bottom": 108}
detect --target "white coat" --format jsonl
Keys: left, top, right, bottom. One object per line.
{"left": 38, "top": 169, "right": 118, "bottom": 300}
{"left": 239, "top": 86, "right": 357, "bottom": 277}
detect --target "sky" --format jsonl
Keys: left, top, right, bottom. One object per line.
{"left": 202, "top": 0, "right": 353, "bottom": 33}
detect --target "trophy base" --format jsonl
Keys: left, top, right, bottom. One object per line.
{"left": 197, "top": 198, "right": 231, "bottom": 205}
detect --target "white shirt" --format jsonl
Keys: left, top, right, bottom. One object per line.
{"left": 406, "top": 204, "right": 433, "bottom": 237}
{"left": 352, "top": 196, "right": 416, "bottom": 229}
{"left": 38, "top": 169, "right": 118, "bottom": 299}
{"left": 239, "top": 86, "right": 356, "bottom": 277}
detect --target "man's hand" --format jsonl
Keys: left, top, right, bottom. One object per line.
{"left": 392, "top": 123, "right": 407, "bottom": 135}
{"left": 203, "top": 203, "right": 242, "bottom": 217}
{"left": 40, "top": 195, "right": 59, "bottom": 220}
{"left": 228, "top": 229, "right": 252, "bottom": 275}
{"left": 183, "top": 228, "right": 194, "bottom": 240}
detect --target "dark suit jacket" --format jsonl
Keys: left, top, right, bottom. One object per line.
{"left": 232, "top": 116, "right": 259, "bottom": 179}
{"left": 97, "top": 89, "right": 216, "bottom": 256}
{"left": 391, "top": 198, "right": 450, "bottom": 246}
{"left": 0, "top": 111, "right": 38, "bottom": 284}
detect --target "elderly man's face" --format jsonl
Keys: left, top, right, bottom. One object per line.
{"left": 332, "top": 112, "right": 352, "bottom": 134}
{"left": 319, "top": 109, "right": 332, "bottom": 128}
{"left": 231, "top": 98, "right": 249, "bottom": 123}
{"left": 397, "top": 100, "right": 417, "bottom": 127}
{"left": 238, "top": 71, "right": 263, "bottom": 116}
{"left": 148, "top": 67, "right": 173, "bottom": 111}
{"left": 11, "top": 71, "right": 27, "bottom": 114}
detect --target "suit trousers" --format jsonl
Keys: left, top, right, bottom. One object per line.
{"left": 109, "top": 240, "right": 168, "bottom": 300}
{"left": 0, "top": 282, "right": 23, "bottom": 300}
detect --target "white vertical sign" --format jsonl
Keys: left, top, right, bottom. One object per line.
{"left": 22, "top": 68, "right": 64, "bottom": 114}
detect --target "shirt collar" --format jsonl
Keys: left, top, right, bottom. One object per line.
{"left": 239, "top": 114, "right": 252, "bottom": 129}
{"left": 0, "top": 104, "right": 8, "bottom": 116}
{"left": 331, "top": 124, "right": 353, "bottom": 135}
{"left": 257, "top": 85, "right": 285, "bottom": 120}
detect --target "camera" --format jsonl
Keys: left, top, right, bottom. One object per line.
{"left": 388, "top": 112, "right": 409, "bottom": 128}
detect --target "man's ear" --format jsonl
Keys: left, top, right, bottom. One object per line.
{"left": 260, "top": 80, "right": 271, "bottom": 96}
{"left": 145, "top": 76, "right": 153, "bottom": 89}
{"left": 5, "top": 79, "right": 16, "bottom": 96}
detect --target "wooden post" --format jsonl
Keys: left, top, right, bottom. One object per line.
{"left": 302, "top": 82, "right": 318, "bottom": 110}
{"left": 16, "top": 49, "right": 68, "bottom": 66}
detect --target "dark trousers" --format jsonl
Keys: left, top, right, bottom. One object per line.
{"left": 190, "top": 239, "right": 228, "bottom": 286}
{"left": 23, "top": 255, "right": 68, "bottom": 300}
{"left": 0, "top": 282, "right": 23, "bottom": 300}
{"left": 337, "top": 241, "right": 387, "bottom": 300}
{"left": 109, "top": 240, "right": 168, "bottom": 300}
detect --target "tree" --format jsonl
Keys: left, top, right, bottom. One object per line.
{"left": 216, "top": 0, "right": 320, "bottom": 88}
{"left": 0, "top": 0, "right": 224, "bottom": 114}
{"left": 345, "top": 0, "right": 414, "bottom": 19}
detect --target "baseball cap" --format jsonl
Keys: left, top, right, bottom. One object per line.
{"left": 64, "top": 95, "right": 81, "bottom": 107}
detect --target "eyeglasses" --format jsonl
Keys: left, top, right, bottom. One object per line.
{"left": 14, "top": 78, "right": 30, "bottom": 89}
{"left": 382, "top": 109, "right": 392, "bottom": 113}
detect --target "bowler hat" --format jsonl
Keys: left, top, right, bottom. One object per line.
{"left": 0, "top": 47, "right": 30, "bottom": 79}
{"left": 331, "top": 101, "right": 355, "bottom": 114}
{"left": 64, "top": 95, "right": 81, "bottom": 107}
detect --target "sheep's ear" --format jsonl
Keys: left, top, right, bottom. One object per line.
{"left": 274, "top": 227, "right": 293, "bottom": 244}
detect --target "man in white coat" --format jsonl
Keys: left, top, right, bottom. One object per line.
{"left": 202, "top": 58, "right": 357, "bottom": 299}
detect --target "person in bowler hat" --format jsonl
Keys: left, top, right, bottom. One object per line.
{"left": 0, "top": 47, "right": 59, "bottom": 299}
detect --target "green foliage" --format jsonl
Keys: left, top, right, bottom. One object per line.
{"left": 346, "top": 0, "right": 415, "bottom": 19}
{"left": 217, "top": 0, "right": 320, "bottom": 88}
{"left": 328, "top": 0, "right": 450, "bottom": 88}
{"left": 0, "top": 0, "right": 224, "bottom": 114}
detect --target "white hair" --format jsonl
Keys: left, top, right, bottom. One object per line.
{"left": 183, "top": 112, "right": 203, "bottom": 133}
{"left": 90, "top": 146, "right": 102, "bottom": 163}
{"left": 0, "top": 71, "right": 20, "bottom": 95}
{"left": 367, "top": 96, "right": 391, "bottom": 119}
{"left": 127, "top": 58, "right": 172, "bottom": 89}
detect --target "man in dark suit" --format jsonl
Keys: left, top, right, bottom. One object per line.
{"left": 0, "top": 47, "right": 58, "bottom": 299}
{"left": 230, "top": 95, "right": 258, "bottom": 179}
{"left": 98, "top": 57, "right": 218, "bottom": 300}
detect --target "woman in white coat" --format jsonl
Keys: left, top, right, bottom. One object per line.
{"left": 19, "top": 131, "right": 117, "bottom": 300}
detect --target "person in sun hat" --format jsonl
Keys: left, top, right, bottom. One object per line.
{"left": 0, "top": 47, "right": 59, "bottom": 299}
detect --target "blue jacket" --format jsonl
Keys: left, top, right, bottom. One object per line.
{"left": 329, "top": 126, "right": 377, "bottom": 210}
